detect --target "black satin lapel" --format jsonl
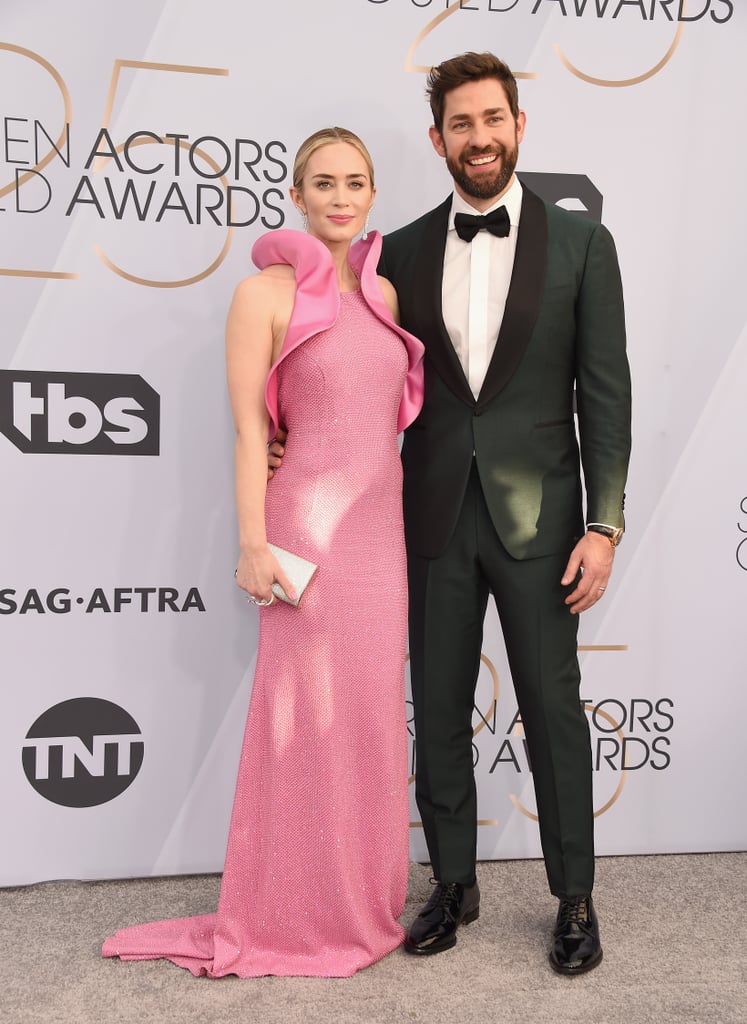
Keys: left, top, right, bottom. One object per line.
{"left": 477, "top": 188, "right": 548, "bottom": 410}
{"left": 414, "top": 198, "right": 475, "bottom": 407}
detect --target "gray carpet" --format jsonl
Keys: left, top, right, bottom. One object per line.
{"left": 2, "top": 853, "right": 744, "bottom": 1024}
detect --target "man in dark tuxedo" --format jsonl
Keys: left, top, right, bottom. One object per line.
{"left": 377, "top": 52, "right": 631, "bottom": 975}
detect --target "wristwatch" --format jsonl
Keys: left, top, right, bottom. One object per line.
{"left": 587, "top": 524, "right": 624, "bottom": 547}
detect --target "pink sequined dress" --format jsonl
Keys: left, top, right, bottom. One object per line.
{"left": 102, "top": 230, "right": 424, "bottom": 978}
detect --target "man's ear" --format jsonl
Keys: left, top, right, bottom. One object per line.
{"left": 516, "top": 109, "right": 527, "bottom": 145}
{"left": 429, "top": 125, "right": 446, "bottom": 158}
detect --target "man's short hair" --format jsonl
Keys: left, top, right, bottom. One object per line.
{"left": 427, "top": 52, "right": 520, "bottom": 131}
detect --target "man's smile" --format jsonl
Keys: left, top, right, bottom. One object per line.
{"left": 466, "top": 153, "right": 498, "bottom": 166}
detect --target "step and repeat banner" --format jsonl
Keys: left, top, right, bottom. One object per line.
{"left": 1, "top": 1, "right": 745, "bottom": 885}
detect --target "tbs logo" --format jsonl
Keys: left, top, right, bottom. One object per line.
{"left": 22, "top": 698, "right": 144, "bottom": 808}
{"left": 518, "top": 172, "right": 603, "bottom": 223}
{"left": 0, "top": 370, "right": 160, "bottom": 455}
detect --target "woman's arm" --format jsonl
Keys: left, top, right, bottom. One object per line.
{"left": 226, "top": 275, "right": 295, "bottom": 604}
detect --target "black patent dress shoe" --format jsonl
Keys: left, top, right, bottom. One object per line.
{"left": 404, "top": 879, "right": 480, "bottom": 955}
{"left": 549, "top": 894, "right": 603, "bottom": 975}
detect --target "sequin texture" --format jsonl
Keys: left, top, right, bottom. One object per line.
{"left": 102, "top": 271, "right": 415, "bottom": 977}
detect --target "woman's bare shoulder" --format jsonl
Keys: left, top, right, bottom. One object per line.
{"left": 259, "top": 263, "right": 297, "bottom": 283}
{"left": 230, "top": 265, "right": 296, "bottom": 309}
{"left": 235, "top": 263, "right": 295, "bottom": 291}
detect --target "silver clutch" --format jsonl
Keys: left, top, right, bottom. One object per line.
{"left": 268, "top": 543, "right": 318, "bottom": 606}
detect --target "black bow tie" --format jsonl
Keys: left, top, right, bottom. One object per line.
{"left": 454, "top": 206, "right": 510, "bottom": 242}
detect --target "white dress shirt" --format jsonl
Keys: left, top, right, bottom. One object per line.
{"left": 442, "top": 176, "right": 523, "bottom": 399}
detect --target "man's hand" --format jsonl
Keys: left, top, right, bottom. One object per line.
{"left": 561, "top": 531, "right": 615, "bottom": 614}
{"left": 266, "top": 427, "right": 287, "bottom": 480}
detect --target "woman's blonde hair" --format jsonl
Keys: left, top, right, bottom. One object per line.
{"left": 292, "top": 127, "right": 375, "bottom": 190}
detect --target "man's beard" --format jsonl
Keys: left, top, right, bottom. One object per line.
{"left": 446, "top": 141, "right": 518, "bottom": 201}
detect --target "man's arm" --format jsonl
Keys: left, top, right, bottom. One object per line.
{"left": 562, "top": 222, "right": 631, "bottom": 613}
{"left": 575, "top": 221, "right": 631, "bottom": 526}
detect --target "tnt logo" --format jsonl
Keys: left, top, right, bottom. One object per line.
{"left": 0, "top": 370, "right": 160, "bottom": 455}
{"left": 22, "top": 698, "right": 144, "bottom": 807}
{"left": 518, "top": 172, "right": 603, "bottom": 223}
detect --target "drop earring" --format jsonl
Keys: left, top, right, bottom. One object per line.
{"left": 298, "top": 208, "right": 308, "bottom": 232}
{"left": 362, "top": 211, "right": 371, "bottom": 241}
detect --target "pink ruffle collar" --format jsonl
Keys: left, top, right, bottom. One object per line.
{"left": 252, "top": 230, "right": 424, "bottom": 439}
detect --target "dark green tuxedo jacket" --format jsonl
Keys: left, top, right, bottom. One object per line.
{"left": 380, "top": 187, "right": 631, "bottom": 561}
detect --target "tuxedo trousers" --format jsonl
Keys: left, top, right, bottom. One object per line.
{"left": 407, "top": 462, "right": 595, "bottom": 898}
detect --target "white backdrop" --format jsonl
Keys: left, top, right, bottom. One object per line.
{"left": 1, "top": 0, "right": 745, "bottom": 886}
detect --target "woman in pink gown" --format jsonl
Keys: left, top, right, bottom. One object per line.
{"left": 102, "top": 128, "right": 424, "bottom": 977}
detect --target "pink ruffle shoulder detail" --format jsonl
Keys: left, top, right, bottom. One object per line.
{"left": 254, "top": 229, "right": 424, "bottom": 439}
